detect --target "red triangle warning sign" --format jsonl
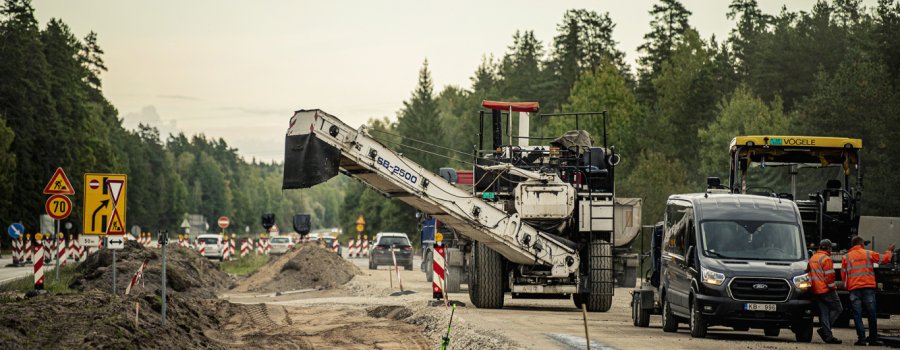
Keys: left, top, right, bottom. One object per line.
{"left": 107, "top": 208, "right": 125, "bottom": 235}
{"left": 43, "top": 167, "right": 75, "bottom": 195}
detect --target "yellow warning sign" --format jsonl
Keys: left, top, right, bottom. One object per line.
{"left": 356, "top": 215, "right": 366, "bottom": 225}
{"left": 83, "top": 173, "right": 127, "bottom": 235}
{"left": 356, "top": 224, "right": 364, "bottom": 233}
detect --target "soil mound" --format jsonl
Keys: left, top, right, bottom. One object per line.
{"left": 73, "top": 240, "right": 234, "bottom": 298}
{"left": 232, "top": 243, "right": 360, "bottom": 293}
{"left": 0, "top": 289, "right": 230, "bottom": 349}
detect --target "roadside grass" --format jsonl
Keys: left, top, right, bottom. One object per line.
{"left": 0, "top": 263, "right": 79, "bottom": 294}
{"left": 220, "top": 254, "right": 270, "bottom": 276}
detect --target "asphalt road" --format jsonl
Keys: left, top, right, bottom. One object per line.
{"left": 0, "top": 257, "right": 34, "bottom": 285}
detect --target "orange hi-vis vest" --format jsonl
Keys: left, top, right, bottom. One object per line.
{"left": 808, "top": 250, "right": 836, "bottom": 294}
{"left": 841, "top": 245, "right": 893, "bottom": 291}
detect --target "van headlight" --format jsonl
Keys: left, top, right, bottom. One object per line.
{"left": 701, "top": 267, "right": 726, "bottom": 286}
{"left": 793, "top": 274, "right": 811, "bottom": 291}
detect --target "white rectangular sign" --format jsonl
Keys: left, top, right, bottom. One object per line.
{"left": 106, "top": 236, "right": 125, "bottom": 250}
{"left": 79, "top": 235, "right": 101, "bottom": 247}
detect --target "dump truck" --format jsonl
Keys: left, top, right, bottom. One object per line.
{"left": 282, "top": 101, "right": 641, "bottom": 311}
{"left": 727, "top": 136, "right": 900, "bottom": 317}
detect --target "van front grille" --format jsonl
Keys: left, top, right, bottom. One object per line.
{"left": 729, "top": 278, "right": 791, "bottom": 302}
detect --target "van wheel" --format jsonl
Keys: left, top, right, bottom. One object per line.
{"left": 689, "top": 296, "right": 707, "bottom": 338}
{"left": 793, "top": 319, "right": 813, "bottom": 342}
{"left": 764, "top": 327, "right": 780, "bottom": 337}
{"left": 661, "top": 297, "right": 678, "bottom": 332}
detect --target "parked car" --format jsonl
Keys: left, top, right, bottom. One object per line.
{"left": 269, "top": 236, "right": 295, "bottom": 254}
{"left": 321, "top": 236, "right": 341, "bottom": 255}
{"left": 196, "top": 234, "right": 224, "bottom": 261}
{"left": 368, "top": 232, "right": 413, "bottom": 270}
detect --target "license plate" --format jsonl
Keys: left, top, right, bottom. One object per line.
{"left": 745, "top": 303, "right": 776, "bottom": 312}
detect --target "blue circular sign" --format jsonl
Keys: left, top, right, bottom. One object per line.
{"left": 7, "top": 223, "right": 24, "bottom": 239}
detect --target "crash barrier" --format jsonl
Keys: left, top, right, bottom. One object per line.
{"left": 34, "top": 234, "right": 44, "bottom": 290}
{"left": 362, "top": 239, "right": 369, "bottom": 257}
{"left": 125, "top": 259, "right": 149, "bottom": 295}
{"left": 433, "top": 244, "right": 446, "bottom": 301}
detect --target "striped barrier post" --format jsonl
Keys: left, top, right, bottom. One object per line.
{"left": 34, "top": 233, "right": 45, "bottom": 290}
{"left": 125, "top": 259, "right": 149, "bottom": 295}
{"left": 241, "top": 240, "right": 249, "bottom": 258}
{"left": 433, "top": 244, "right": 446, "bottom": 301}
{"left": 198, "top": 241, "right": 206, "bottom": 257}
{"left": 354, "top": 236, "right": 361, "bottom": 258}
{"left": 43, "top": 235, "right": 51, "bottom": 263}
{"left": 391, "top": 245, "right": 403, "bottom": 291}
{"left": 58, "top": 234, "right": 67, "bottom": 267}
{"left": 68, "top": 236, "right": 77, "bottom": 262}
{"left": 11, "top": 237, "right": 20, "bottom": 265}
{"left": 362, "top": 236, "right": 369, "bottom": 257}
{"left": 230, "top": 234, "right": 236, "bottom": 258}
{"left": 264, "top": 238, "right": 271, "bottom": 256}
{"left": 24, "top": 234, "right": 32, "bottom": 263}
{"left": 332, "top": 239, "right": 340, "bottom": 255}
{"left": 348, "top": 239, "right": 357, "bottom": 258}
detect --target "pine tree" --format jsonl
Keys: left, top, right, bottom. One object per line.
{"left": 395, "top": 60, "right": 445, "bottom": 172}
{"left": 636, "top": 0, "right": 693, "bottom": 104}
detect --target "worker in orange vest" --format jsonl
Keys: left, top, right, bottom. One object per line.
{"left": 808, "top": 239, "right": 842, "bottom": 344}
{"left": 841, "top": 236, "right": 895, "bottom": 346}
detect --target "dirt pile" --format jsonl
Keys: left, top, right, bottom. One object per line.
{"left": 73, "top": 240, "right": 234, "bottom": 298}
{"left": 0, "top": 289, "right": 230, "bottom": 349}
{"left": 232, "top": 243, "right": 361, "bottom": 293}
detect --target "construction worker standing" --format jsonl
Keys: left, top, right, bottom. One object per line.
{"left": 808, "top": 239, "right": 842, "bottom": 344}
{"left": 841, "top": 236, "right": 895, "bottom": 346}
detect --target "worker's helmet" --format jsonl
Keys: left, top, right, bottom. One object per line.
{"left": 819, "top": 239, "right": 833, "bottom": 249}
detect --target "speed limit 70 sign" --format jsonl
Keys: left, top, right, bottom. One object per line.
{"left": 46, "top": 194, "right": 73, "bottom": 220}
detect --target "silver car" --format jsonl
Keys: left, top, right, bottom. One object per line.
{"left": 196, "top": 234, "right": 224, "bottom": 261}
{"left": 269, "top": 236, "right": 295, "bottom": 254}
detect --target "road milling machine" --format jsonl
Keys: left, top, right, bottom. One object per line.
{"left": 282, "top": 101, "right": 641, "bottom": 311}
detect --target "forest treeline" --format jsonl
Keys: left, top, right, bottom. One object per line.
{"left": 2, "top": 0, "right": 899, "bottom": 248}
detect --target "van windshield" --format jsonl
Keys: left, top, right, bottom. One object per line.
{"left": 700, "top": 221, "right": 804, "bottom": 261}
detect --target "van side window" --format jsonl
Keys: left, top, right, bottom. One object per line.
{"left": 685, "top": 210, "right": 696, "bottom": 251}
{"left": 665, "top": 201, "right": 687, "bottom": 256}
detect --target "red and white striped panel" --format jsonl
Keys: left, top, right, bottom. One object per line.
{"left": 432, "top": 245, "right": 445, "bottom": 300}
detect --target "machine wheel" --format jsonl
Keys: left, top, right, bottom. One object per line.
{"left": 446, "top": 266, "right": 462, "bottom": 293}
{"left": 471, "top": 242, "right": 504, "bottom": 309}
{"left": 661, "top": 296, "right": 678, "bottom": 333}
{"left": 764, "top": 327, "right": 781, "bottom": 337}
{"left": 689, "top": 296, "right": 707, "bottom": 338}
{"left": 632, "top": 293, "right": 650, "bottom": 327}
{"left": 586, "top": 239, "right": 613, "bottom": 312}
{"left": 424, "top": 251, "right": 434, "bottom": 282}
{"left": 793, "top": 319, "right": 813, "bottom": 342}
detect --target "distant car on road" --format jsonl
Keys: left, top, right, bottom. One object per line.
{"left": 369, "top": 232, "right": 413, "bottom": 270}
{"left": 321, "top": 236, "right": 342, "bottom": 255}
{"left": 269, "top": 236, "right": 295, "bottom": 255}
{"left": 196, "top": 234, "right": 224, "bottom": 261}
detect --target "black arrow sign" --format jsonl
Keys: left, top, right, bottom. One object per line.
{"left": 91, "top": 199, "right": 110, "bottom": 232}
{"left": 109, "top": 238, "right": 123, "bottom": 245}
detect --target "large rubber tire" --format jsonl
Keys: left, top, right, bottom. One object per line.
{"left": 632, "top": 293, "right": 650, "bottom": 327}
{"left": 793, "top": 319, "right": 813, "bottom": 343}
{"left": 661, "top": 296, "right": 678, "bottom": 333}
{"left": 425, "top": 251, "right": 434, "bottom": 282}
{"left": 586, "top": 239, "right": 613, "bottom": 312}
{"left": 689, "top": 296, "right": 707, "bottom": 338}
{"left": 470, "top": 242, "right": 504, "bottom": 309}
{"left": 446, "top": 266, "right": 463, "bottom": 293}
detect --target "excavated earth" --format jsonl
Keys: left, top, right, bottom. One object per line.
{"left": 230, "top": 243, "right": 361, "bottom": 293}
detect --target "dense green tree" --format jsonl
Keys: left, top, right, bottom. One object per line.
{"left": 637, "top": 0, "right": 693, "bottom": 103}
{"left": 395, "top": 60, "right": 445, "bottom": 172}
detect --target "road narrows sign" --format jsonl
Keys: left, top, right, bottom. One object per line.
{"left": 83, "top": 173, "right": 127, "bottom": 235}
{"left": 218, "top": 216, "right": 230, "bottom": 229}
{"left": 44, "top": 167, "right": 75, "bottom": 195}
{"left": 46, "top": 194, "right": 73, "bottom": 220}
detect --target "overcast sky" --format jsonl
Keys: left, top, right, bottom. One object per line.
{"left": 32, "top": 0, "right": 863, "bottom": 162}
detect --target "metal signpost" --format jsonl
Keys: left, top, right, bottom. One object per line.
{"left": 44, "top": 168, "right": 75, "bottom": 281}
{"left": 158, "top": 231, "right": 168, "bottom": 326}
{"left": 82, "top": 173, "right": 128, "bottom": 293}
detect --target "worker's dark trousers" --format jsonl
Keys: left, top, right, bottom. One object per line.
{"left": 815, "top": 290, "right": 843, "bottom": 340}
{"left": 850, "top": 288, "right": 878, "bottom": 341}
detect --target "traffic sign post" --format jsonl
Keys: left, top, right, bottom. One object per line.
{"left": 82, "top": 174, "right": 127, "bottom": 236}
{"left": 218, "top": 217, "right": 229, "bottom": 235}
{"left": 43, "top": 167, "right": 75, "bottom": 195}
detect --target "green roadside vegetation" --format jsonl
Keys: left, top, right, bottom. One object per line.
{"left": 0, "top": 264, "right": 79, "bottom": 294}
{"left": 219, "top": 254, "right": 270, "bottom": 277}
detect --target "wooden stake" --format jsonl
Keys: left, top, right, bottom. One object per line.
{"left": 582, "top": 303, "right": 591, "bottom": 350}
{"left": 135, "top": 302, "right": 140, "bottom": 329}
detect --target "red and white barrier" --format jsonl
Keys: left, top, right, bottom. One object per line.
{"left": 34, "top": 235, "right": 45, "bottom": 290}
{"left": 24, "top": 235, "right": 32, "bottom": 263}
{"left": 68, "top": 236, "right": 77, "bottom": 262}
{"left": 198, "top": 242, "right": 206, "bottom": 256}
{"left": 264, "top": 238, "right": 271, "bottom": 255}
{"left": 391, "top": 245, "right": 404, "bottom": 291}
{"left": 241, "top": 240, "right": 250, "bottom": 258}
{"left": 125, "top": 259, "right": 149, "bottom": 295}
{"left": 362, "top": 239, "right": 369, "bottom": 257}
{"left": 432, "top": 244, "right": 446, "bottom": 300}
{"left": 229, "top": 236, "right": 236, "bottom": 258}
{"left": 332, "top": 239, "right": 340, "bottom": 255}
